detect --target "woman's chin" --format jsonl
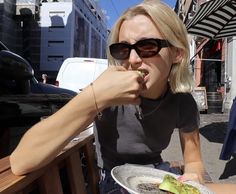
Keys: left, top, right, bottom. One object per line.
{"left": 140, "top": 91, "right": 152, "bottom": 99}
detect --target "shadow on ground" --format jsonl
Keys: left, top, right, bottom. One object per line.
{"left": 199, "top": 122, "right": 228, "bottom": 143}
{"left": 200, "top": 120, "right": 236, "bottom": 180}
{"left": 219, "top": 155, "right": 236, "bottom": 180}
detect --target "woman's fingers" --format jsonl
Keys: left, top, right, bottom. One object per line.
{"left": 93, "top": 66, "right": 144, "bottom": 106}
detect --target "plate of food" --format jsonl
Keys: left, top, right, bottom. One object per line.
{"left": 111, "top": 164, "right": 215, "bottom": 194}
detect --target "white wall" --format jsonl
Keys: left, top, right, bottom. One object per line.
{"left": 40, "top": 2, "right": 73, "bottom": 71}
{"left": 229, "top": 37, "right": 236, "bottom": 103}
{"left": 225, "top": 37, "right": 236, "bottom": 110}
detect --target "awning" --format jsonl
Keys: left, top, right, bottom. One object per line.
{"left": 186, "top": 0, "right": 236, "bottom": 39}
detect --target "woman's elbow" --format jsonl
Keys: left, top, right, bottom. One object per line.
{"left": 9, "top": 153, "right": 31, "bottom": 176}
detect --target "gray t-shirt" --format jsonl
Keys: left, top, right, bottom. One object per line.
{"left": 94, "top": 88, "right": 200, "bottom": 170}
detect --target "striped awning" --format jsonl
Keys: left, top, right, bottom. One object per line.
{"left": 186, "top": 0, "right": 236, "bottom": 39}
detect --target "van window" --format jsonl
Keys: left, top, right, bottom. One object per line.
{"left": 56, "top": 58, "right": 108, "bottom": 92}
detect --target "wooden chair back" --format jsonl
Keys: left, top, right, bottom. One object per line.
{"left": 0, "top": 129, "right": 99, "bottom": 194}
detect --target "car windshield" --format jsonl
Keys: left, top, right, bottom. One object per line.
{"left": 31, "top": 77, "right": 38, "bottom": 84}
{"left": 0, "top": 41, "right": 9, "bottom": 50}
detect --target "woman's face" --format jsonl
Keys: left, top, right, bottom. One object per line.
{"left": 118, "top": 14, "right": 178, "bottom": 99}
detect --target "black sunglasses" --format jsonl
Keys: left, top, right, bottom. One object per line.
{"left": 109, "top": 38, "right": 171, "bottom": 60}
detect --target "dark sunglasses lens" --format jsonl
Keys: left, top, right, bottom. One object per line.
{"left": 136, "top": 39, "right": 159, "bottom": 58}
{"left": 110, "top": 43, "right": 130, "bottom": 60}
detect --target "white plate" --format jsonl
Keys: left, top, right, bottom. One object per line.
{"left": 111, "top": 164, "right": 215, "bottom": 194}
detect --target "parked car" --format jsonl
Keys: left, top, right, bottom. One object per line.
{"left": 56, "top": 57, "right": 108, "bottom": 93}
{"left": 0, "top": 41, "right": 76, "bottom": 96}
{"left": 0, "top": 41, "right": 76, "bottom": 157}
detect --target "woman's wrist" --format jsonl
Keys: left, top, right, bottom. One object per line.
{"left": 90, "top": 83, "right": 103, "bottom": 120}
{"left": 184, "top": 162, "right": 205, "bottom": 183}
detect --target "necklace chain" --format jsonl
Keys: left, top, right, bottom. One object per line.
{"left": 135, "top": 86, "right": 169, "bottom": 120}
{"left": 135, "top": 100, "right": 164, "bottom": 120}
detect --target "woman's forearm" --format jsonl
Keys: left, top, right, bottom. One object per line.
{"left": 10, "top": 86, "right": 98, "bottom": 175}
{"left": 180, "top": 129, "right": 205, "bottom": 183}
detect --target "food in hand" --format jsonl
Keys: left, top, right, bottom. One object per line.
{"left": 137, "top": 70, "right": 145, "bottom": 79}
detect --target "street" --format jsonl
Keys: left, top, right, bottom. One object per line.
{"left": 162, "top": 112, "right": 236, "bottom": 183}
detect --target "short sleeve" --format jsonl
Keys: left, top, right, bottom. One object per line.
{"left": 176, "top": 93, "right": 200, "bottom": 132}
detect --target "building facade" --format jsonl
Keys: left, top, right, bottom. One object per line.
{"left": 0, "top": 0, "right": 108, "bottom": 81}
{"left": 0, "top": 0, "right": 41, "bottom": 72}
{"left": 176, "top": 0, "right": 236, "bottom": 111}
{"left": 40, "top": 0, "right": 108, "bottom": 79}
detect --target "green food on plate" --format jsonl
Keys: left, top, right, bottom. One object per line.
{"left": 159, "top": 174, "right": 200, "bottom": 194}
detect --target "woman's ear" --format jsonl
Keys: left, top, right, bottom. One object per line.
{"left": 172, "top": 48, "right": 184, "bottom": 64}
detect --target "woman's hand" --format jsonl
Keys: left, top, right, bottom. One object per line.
{"left": 178, "top": 172, "right": 201, "bottom": 183}
{"left": 92, "top": 66, "right": 144, "bottom": 109}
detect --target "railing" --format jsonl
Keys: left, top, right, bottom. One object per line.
{"left": 0, "top": 128, "right": 99, "bottom": 194}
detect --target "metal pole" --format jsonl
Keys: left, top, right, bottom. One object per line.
{"left": 193, "top": 58, "right": 223, "bottom": 61}
{"left": 223, "top": 38, "right": 228, "bottom": 113}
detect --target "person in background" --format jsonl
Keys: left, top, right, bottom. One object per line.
{"left": 42, "top": 74, "right": 48, "bottom": 84}
{"left": 220, "top": 96, "right": 236, "bottom": 160}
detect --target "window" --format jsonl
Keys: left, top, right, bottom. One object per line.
{"left": 47, "top": 55, "right": 64, "bottom": 62}
{"left": 48, "top": 41, "right": 64, "bottom": 47}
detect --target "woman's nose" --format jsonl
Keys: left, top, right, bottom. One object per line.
{"left": 128, "top": 49, "right": 142, "bottom": 69}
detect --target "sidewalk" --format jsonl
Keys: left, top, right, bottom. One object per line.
{"left": 162, "top": 112, "right": 236, "bottom": 183}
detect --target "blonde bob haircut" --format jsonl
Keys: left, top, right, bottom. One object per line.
{"left": 107, "top": 0, "right": 194, "bottom": 93}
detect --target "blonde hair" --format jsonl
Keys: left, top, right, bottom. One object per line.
{"left": 107, "top": 0, "right": 194, "bottom": 93}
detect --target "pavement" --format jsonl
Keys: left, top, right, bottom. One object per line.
{"left": 162, "top": 112, "right": 236, "bottom": 184}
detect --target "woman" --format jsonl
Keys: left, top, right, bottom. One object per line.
{"left": 94, "top": 1, "right": 204, "bottom": 193}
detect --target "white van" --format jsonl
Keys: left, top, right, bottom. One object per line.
{"left": 56, "top": 57, "right": 108, "bottom": 93}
